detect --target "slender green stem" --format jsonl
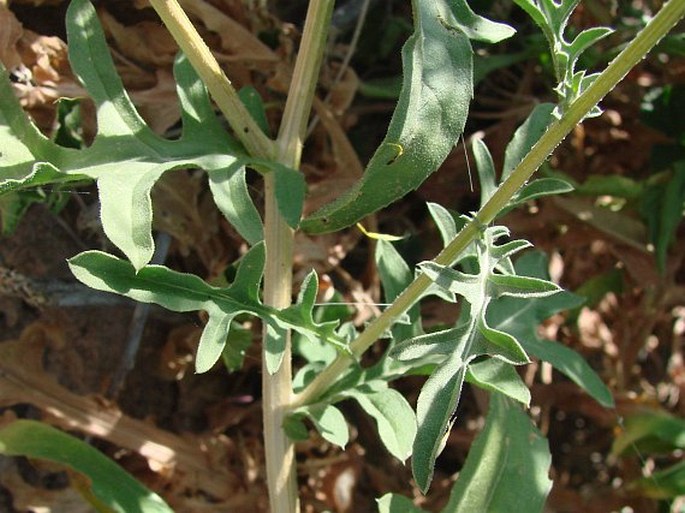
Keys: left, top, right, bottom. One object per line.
{"left": 292, "top": 0, "right": 685, "bottom": 409}
{"left": 261, "top": 3, "right": 334, "bottom": 513}
{"left": 149, "top": 0, "right": 275, "bottom": 159}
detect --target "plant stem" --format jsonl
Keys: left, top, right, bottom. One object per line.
{"left": 261, "top": 2, "right": 334, "bottom": 513}
{"left": 149, "top": 0, "right": 275, "bottom": 159}
{"left": 292, "top": 0, "right": 685, "bottom": 409}
{"left": 151, "top": 0, "right": 334, "bottom": 510}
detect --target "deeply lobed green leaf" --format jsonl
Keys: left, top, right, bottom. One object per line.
{"left": 0, "top": 0, "right": 308, "bottom": 269}
{"left": 487, "top": 251, "right": 614, "bottom": 408}
{"left": 68, "top": 243, "right": 343, "bottom": 374}
{"left": 397, "top": 224, "right": 555, "bottom": 491}
{"left": 513, "top": 0, "right": 612, "bottom": 116}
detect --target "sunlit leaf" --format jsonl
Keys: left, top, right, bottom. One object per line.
{"left": 466, "top": 358, "right": 530, "bottom": 406}
{"left": 344, "top": 383, "right": 417, "bottom": 461}
{"left": 377, "top": 493, "right": 427, "bottom": 513}
{"left": 301, "top": 1, "right": 514, "bottom": 233}
{"left": 296, "top": 403, "right": 349, "bottom": 448}
{"left": 487, "top": 251, "right": 614, "bottom": 407}
{"left": 1, "top": 0, "right": 263, "bottom": 269}
{"left": 68, "top": 244, "right": 342, "bottom": 374}
{"left": 443, "top": 394, "right": 552, "bottom": 512}
{"left": 0, "top": 420, "right": 173, "bottom": 513}
{"left": 413, "top": 351, "right": 467, "bottom": 491}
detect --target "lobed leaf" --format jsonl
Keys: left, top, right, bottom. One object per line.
{"left": 447, "top": 0, "right": 516, "bottom": 43}
{"left": 68, "top": 244, "right": 342, "bottom": 374}
{"left": 0, "top": 65, "right": 84, "bottom": 192}
{"left": 208, "top": 167, "right": 264, "bottom": 245}
{"left": 413, "top": 352, "right": 468, "bottom": 492}
{"left": 466, "top": 358, "right": 531, "bottom": 406}
{"left": 487, "top": 273, "right": 561, "bottom": 298}
{"left": 390, "top": 325, "right": 466, "bottom": 363}
{"left": 279, "top": 271, "right": 343, "bottom": 355}
{"left": 522, "top": 337, "right": 614, "bottom": 408}
{"left": 513, "top": 0, "right": 611, "bottom": 117}
{"left": 475, "top": 305, "right": 531, "bottom": 365}
{"left": 487, "top": 251, "right": 614, "bottom": 407}
{"left": 1, "top": 0, "right": 265, "bottom": 270}
{"left": 567, "top": 27, "right": 614, "bottom": 64}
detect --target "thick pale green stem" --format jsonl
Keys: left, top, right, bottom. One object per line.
{"left": 150, "top": 1, "right": 333, "bottom": 510}
{"left": 149, "top": 0, "right": 275, "bottom": 159}
{"left": 261, "top": 3, "right": 334, "bottom": 513}
{"left": 292, "top": 0, "right": 685, "bottom": 409}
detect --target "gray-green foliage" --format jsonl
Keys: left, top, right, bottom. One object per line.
{"left": 300, "top": 0, "right": 514, "bottom": 233}
{"left": 0, "top": 0, "right": 631, "bottom": 510}
{"left": 0, "top": 0, "right": 301, "bottom": 270}
{"left": 390, "top": 224, "right": 558, "bottom": 491}
{"left": 513, "top": 0, "right": 613, "bottom": 117}
{"left": 379, "top": 394, "right": 552, "bottom": 513}
{"left": 69, "top": 243, "right": 342, "bottom": 374}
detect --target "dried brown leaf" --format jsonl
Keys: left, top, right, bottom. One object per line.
{"left": 131, "top": 68, "right": 181, "bottom": 134}
{"left": 327, "top": 66, "right": 359, "bottom": 116}
{"left": 0, "top": 322, "right": 237, "bottom": 500}
{"left": 100, "top": 8, "right": 178, "bottom": 68}
{"left": 0, "top": 461, "right": 94, "bottom": 513}
{"left": 157, "top": 324, "right": 200, "bottom": 381}
{"left": 0, "top": 5, "right": 23, "bottom": 70}
{"left": 151, "top": 170, "right": 231, "bottom": 275}
{"left": 180, "top": 0, "right": 277, "bottom": 64}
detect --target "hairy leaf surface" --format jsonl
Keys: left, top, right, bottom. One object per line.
{"left": 68, "top": 243, "right": 342, "bottom": 374}
{"left": 343, "top": 383, "right": 417, "bottom": 461}
{"left": 442, "top": 394, "right": 552, "bottom": 512}
{"left": 487, "top": 251, "right": 614, "bottom": 407}
{"left": 0, "top": 0, "right": 279, "bottom": 269}
{"left": 391, "top": 225, "right": 560, "bottom": 492}
{"left": 301, "top": 0, "right": 514, "bottom": 233}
